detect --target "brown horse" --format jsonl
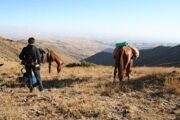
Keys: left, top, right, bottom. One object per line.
{"left": 113, "top": 46, "right": 139, "bottom": 82}
{"left": 39, "top": 48, "right": 64, "bottom": 73}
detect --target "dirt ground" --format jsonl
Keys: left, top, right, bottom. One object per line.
{"left": 0, "top": 63, "right": 179, "bottom": 120}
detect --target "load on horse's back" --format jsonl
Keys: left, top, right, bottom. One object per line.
{"left": 39, "top": 48, "right": 64, "bottom": 74}
{"left": 113, "top": 42, "right": 139, "bottom": 82}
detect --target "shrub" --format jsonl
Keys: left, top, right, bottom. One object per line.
{"left": 66, "top": 61, "right": 95, "bottom": 67}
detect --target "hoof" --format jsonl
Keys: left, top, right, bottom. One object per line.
{"left": 113, "top": 78, "right": 118, "bottom": 83}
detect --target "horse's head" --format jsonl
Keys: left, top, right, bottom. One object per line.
{"left": 131, "top": 47, "right": 139, "bottom": 59}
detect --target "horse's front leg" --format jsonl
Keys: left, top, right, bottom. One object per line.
{"left": 126, "top": 63, "right": 130, "bottom": 81}
{"left": 126, "top": 59, "right": 133, "bottom": 81}
{"left": 57, "top": 63, "right": 61, "bottom": 74}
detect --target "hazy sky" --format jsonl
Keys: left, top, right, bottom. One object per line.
{"left": 0, "top": 0, "right": 180, "bottom": 42}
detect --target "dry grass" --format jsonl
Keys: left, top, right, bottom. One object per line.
{"left": 0, "top": 91, "right": 23, "bottom": 120}
{"left": 0, "top": 62, "right": 179, "bottom": 120}
{"left": 133, "top": 66, "right": 180, "bottom": 74}
{"left": 164, "top": 73, "right": 180, "bottom": 95}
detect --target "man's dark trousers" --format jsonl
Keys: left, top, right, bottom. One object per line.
{"left": 25, "top": 65, "right": 44, "bottom": 91}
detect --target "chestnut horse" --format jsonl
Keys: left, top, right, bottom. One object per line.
{"left": 39, "top": 48, "right": 64, "bottom": 74}
{"left": 113, "top": 46, "right": 139, "bottom": 82}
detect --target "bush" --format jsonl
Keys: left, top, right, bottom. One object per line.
{"left": 66, "top": 61, "right": 95, "bottom": 67}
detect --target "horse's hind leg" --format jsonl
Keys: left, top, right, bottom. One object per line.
{"left": 118, "top": 73, "right": 124, "bottom": 87}
{"left": 118, "top": 73, "right": 123, "bottom": 82}
{"left": 118, "top": 66, "right": 124, "bottom": 83}
{"left": 113, "top": 66, "right": 117, "bottom": 82}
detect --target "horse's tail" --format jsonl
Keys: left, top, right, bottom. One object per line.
{"left": 124, "top": 50, "right": 131, "bottom": 73}
{"left": 119, "top": 48, "right": 125, "bottom": 74}
{"left": 116, "top": 47, "right": 126, "bottom": 81}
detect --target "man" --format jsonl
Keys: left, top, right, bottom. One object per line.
{"left": 19, "top": 37, "right": 44, "bottom": 92}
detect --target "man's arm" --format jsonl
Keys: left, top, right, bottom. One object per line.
{"left": 19, "top": 47, "right": 26, "bottom": 60}
{"left": 36, "top": 47, "right": 41, "bottom": 64}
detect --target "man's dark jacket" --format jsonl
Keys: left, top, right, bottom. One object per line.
{"left": 19, "top": 44, "right": 41, "bottom": 65}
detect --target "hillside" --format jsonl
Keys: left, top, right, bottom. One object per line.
{"left": 0, "top": 37, "right": 179, "bottom": 119}
{"left": 17, "top": 37, "right": 112, "bottom": 64}
{"left": 2, "top": 36, "right": 179, "bottom": 66}
{"left": 84, "top": 45, "right": 180, "bottom": 66}
{"left": 0, "top": 37, "right": 112, "bottom": 64}
{"left": 0, "top": 37, "right": 25, "bottom": 62}
{"left": 84, "top": 51, "right": 114, "bottom": 65}
{"left": 134, "top": 45, "right": 180, "bottom": 66}
{"left": 0, "top": 64, "right": 179, "bottom": 119}
{"left": 37, "top": 39, "right": 112, "bottom": 62}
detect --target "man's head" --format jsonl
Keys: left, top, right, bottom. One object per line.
{"left": 28, "top": 37, "right": 35, "bottom": 44}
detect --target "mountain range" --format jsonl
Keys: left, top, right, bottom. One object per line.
{"left": 84, "top": 45, "right": 180, "bottom": 66}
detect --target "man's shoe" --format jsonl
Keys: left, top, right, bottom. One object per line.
{"left": 29, "top": 86, "right": 34, "bottom": 93}
{"left": 40, "top": 89, "right": 48, "bottom": 93}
